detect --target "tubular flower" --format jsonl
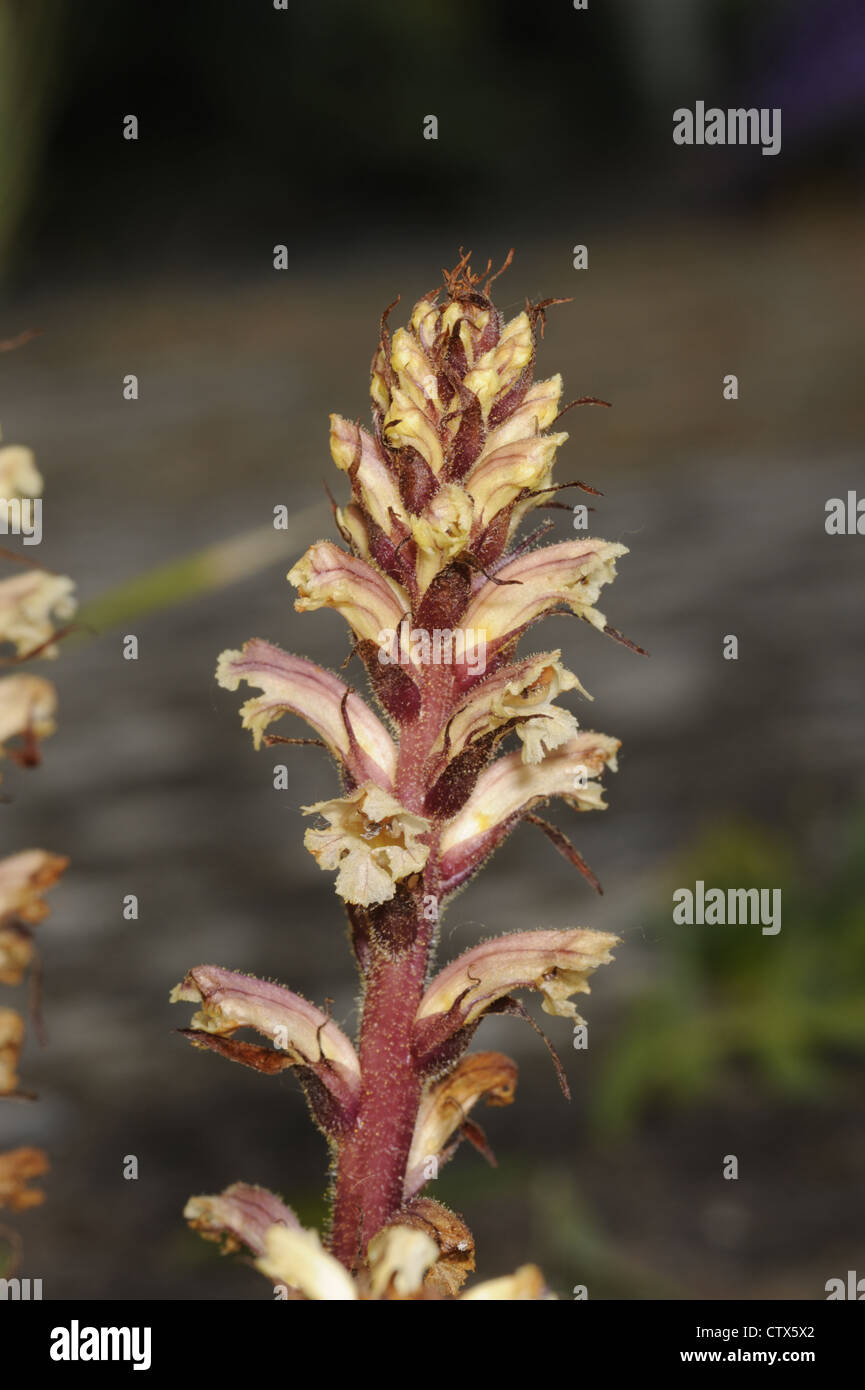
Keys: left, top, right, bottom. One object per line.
{"left": 409, "top": 483, "right": 474, "bottom": 593}
{"left": 415, "top": 928, "right": 619, "bottom": 1039}
{"left": 302, "top": 784, "right": 430, "bottom": 907}
{"left": 465, "top": 430, "right": 568, "bottom": 531}
{"left": 0, "top": 434, "right": 42, "bottom": 500}
{"left": 216, "top": 639, "right": 397, "bottom": 789}
{"left": 288, "top": 542, "right": 408, "bottom": 647}
{"left": 258, "top": 1224, "right": 360, "bottom": 1301}
{"left": 184, "top": 1182, "right": 300, "bottom": 1256}
{"left": 197, "top": 252, "right": 643, "bottom": 1299}
{"left": 171, "top": 965, "right": 361, "bottom": 1134}
{"left": 330, "top": 413, "right": 409, "bottom": 538}
{"left": 0, "top": 571, "right": 76, "bottom": 658}
{"left": 459, "top": 538, "right": 628, "bottom": 669}
{"left": 404, "top": 1051, "right": 518, "bottom": 1198}
{"left": 0, "top": 672, "right": 57, "bottom": 762}
{"left": 438, "top": 733, "right": 620, "bottom": 893}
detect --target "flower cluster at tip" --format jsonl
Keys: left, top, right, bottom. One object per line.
{"left": 214, "top": 252, "right": 630, "bottom": 910}
{"left": 175, "top": 253, "right": 638, "bottom": 1298}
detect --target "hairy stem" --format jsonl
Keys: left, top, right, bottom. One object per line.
{"left": 330, "top": 665, "right": 454, "bottom": 1268}
{"left": 329, "top": 922, "right": 430, "bottom": 1267}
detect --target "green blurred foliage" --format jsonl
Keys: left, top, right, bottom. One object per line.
{"left": 596, "top": 814, "right": 865, "bottom": 1134}
{"left": 531, "top": 1171, "right": 686, "bottom": 1300}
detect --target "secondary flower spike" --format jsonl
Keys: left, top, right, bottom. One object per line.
{"left": 187, "top": 250, "right": 643, "bottom": 1298}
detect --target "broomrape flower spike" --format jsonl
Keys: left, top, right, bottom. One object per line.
{"left": 182, "top": 251, "right": 644, "bottom": 1298}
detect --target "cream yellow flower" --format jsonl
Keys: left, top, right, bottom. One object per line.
{"left": 257, "top": 1225, "right": 359, "bottom": 1300}
{"left": 171, "top": 963, "right": 360, "bottom": 1098}
{"left": 478, "top": 375, "right": 563, "bottom": 450}
{"left": 466, "top": 430, "right": 568, "bottom": 530}
{"left": 442, "top": 652, "right": 590, "bottom": 766}
{"left": 288, "top": 542, "right": 408, "bottom": 646}
{"left": 382, "top": 386, "right": 444, "bottom": 474}
{"left": 0, "top": 570, "right": 76, "bottom": 658}
{"left": 438, "top": 732, "right": 620, "bottom": 876}
{"left": 410, "top": 483, "right": 474, "bottom": 592}
{"left": 0, "top": 672, "right": 57, "bottom": 756}
{"left": 329, "top": 414, "right": 408, "bottom": 536}
{"left": 303, "top": 784, "right": 430, "bottom": 907}
{"left": 416, "top": 927, "right": 620, "bottom": 1033}
{"left": 216, "top": 638, "right": 397, "bottom": 789}
{"left": 0, "top": 436, "right": 42, "bottom": 500}
{"left": 460, "top": 1264, "right": 548, "bottom": 1300}
{"left": 366, "top": 1224, "right": 439, "bottom": 1298}
{"left": 463, "top": 311, "right": 533, "bottom": 418}
{"left": 460, "top": 538, "right": 628, "bottom": 665}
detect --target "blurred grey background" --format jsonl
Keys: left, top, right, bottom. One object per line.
{"left": 0, "top": 0, "right": 863, "bottom": 1299}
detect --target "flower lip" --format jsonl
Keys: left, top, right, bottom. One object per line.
{"left": 303, "top": 784, "right": 430, "bottom": 907}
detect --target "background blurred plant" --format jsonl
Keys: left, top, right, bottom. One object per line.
{"left": 595, "top": 815, "right": 865, "bottom": 1136}
{"left": 0, "top": 332, "right": 74, "bottom": 1276}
